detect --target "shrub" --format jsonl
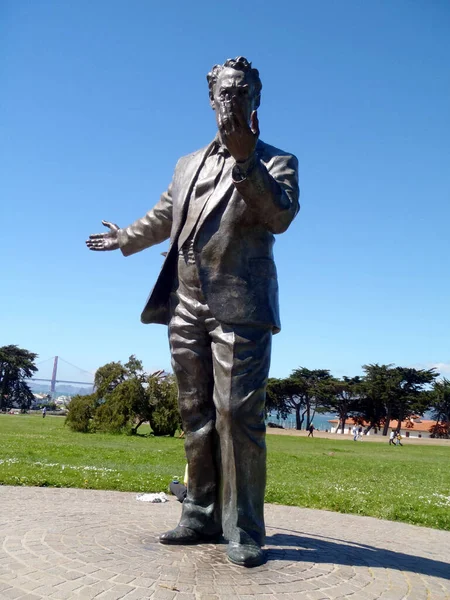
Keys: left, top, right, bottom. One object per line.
{"left": 92, "top": 379, "right": 148, "bottom": 435}
{"left": 65, "top": 357, "right": 182, "bottom": 437}
{"left": 429, "top": 422, "right": 450, "bottom": 439}
{"left": 65, "top": 394, "right": 98, "bottom": 432}
{"left": 148, "top": 374, "right": 181, "bottom": 436}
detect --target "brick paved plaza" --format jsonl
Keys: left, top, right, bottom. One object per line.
{"left": 0, "top": 486, "right": 449, "bottom": 599}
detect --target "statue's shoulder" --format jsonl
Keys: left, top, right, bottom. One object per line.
{"left": 177, "top": 142, "right": 213, "bottom": 165}
{"left": 257, "top": 139, "right": 297, "bottom": 162}
{"left": 174, "top": 140, "right": 298, "bottom": 171}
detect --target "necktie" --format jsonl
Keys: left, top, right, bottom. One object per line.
{"left": 178, "top": 145, "right": 229, "bottom": 255}
{"left": 193, "top": 146, "right": 228, "bottom": 200}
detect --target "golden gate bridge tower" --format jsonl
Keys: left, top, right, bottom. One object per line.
{"left": 29, "top": 356, "right": 94, "bottom": 397}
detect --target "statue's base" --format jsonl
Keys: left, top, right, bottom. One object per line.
{"left": 0, "top": 487, "right": 448, "bottom": 599}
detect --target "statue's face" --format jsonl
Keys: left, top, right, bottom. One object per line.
{"left": 212, "top": 67, "right": 256, "bottom": 130}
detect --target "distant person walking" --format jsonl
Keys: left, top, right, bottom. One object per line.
{"left": 395, "top": 432, "right": 403, "bottom": 446}
{"left": 389, "top": 430, "right": 395, "bottom": 445}
{"left": 357, "top": 426, "right": 363, "bottom": 440}
{"left": 352, "top": 425, "right": 358, "bottom": 441}
{"left": 42, "top": 407, "right": 46, "bottom": 418}
{"left": 307, "top": 424, "right": 315, "bottom": 438}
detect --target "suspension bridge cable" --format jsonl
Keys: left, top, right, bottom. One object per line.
{"left": 35, "top": 357, "right": 55, "bottom": 366}
{"left": 58, "top": 357, "right": 95, "bottom": 378}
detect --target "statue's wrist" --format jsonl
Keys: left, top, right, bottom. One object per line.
{"left": 233, "top": 153, "right": 257, "bottom": 181}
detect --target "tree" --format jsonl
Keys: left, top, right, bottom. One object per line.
{"left": 358, "top": 364, "right": 436, "bottom": 435}
{"left": 390, "top": 367, "right": 436, "bottom": 431}
{"left": 0, "top": 345, "right": 38, "bottom": 411}
{"left": 353, "top": 364, "right": 386, "bottom": 433}
{"left": 429, "top": 378, "right": 450, "bottom": 438}
{"left": 290, "top": 367, "right": 332, "bottom": 430}
{"left": 93, "top": 378, "right": 149, "bottom": 434}
{"left": 266, "top": 368, "right": 332, "bottom": 430}
{"left": 358, "top": 364, "right": 394, "bottom": 434}
{"left": 321, "top": 376, "right": 362, "bottom": 434}
{"left": 266, "top": 376, "right": 301, "bottom": 426}
{"left": 92, "top": 356, "right": 154, "bottom": 435}
{"left": 66, "top": 355, "right": 181, "bottom": 436}
{"left": 11, "top": 380, "right": 35, "bottom": 413}
{"left": 94, "top": 361, "right": 127, "bottom": 398}
{"left": 147, "top": 373, "right": 181, "bottom": 436}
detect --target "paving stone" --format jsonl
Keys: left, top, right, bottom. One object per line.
{"left": 27, "top": 585, "right": 58, "bottom": 598}
{"left": 75, "top": 581, "right": 116, "bottom": 598}
{"left": 94, "top": 585, "right": 136, "bottom": 600}
{"left": 0, "top": 486, "right": 449, "bottom": 600}
{"left": 306, "top": 592, "right": 331, "bottom": 600}
{"left": 130, "top": 578, "right": 158, "bottom": 588}
{"left": 49, "top": 580, "right": 84, "bottom": 597}
{"left": 0, "top": 589, "right": 25, "bottom": 599}
{"left": 49, "top": 590, "right": 82, "bottom": 600}
{"left": 112, "top": 574, "right": 136, "bottom": 585}
{"left": 118, "top": 589, "right": 154, "bottom": 600}
{"left": 152, "top": 589, "right": 177, "bottom": 600}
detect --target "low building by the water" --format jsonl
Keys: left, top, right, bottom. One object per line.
{"left": 328, "top": 417, "right": 438, "bottom": 438}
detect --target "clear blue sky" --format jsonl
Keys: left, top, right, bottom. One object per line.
{"left": 1, "top": 0, "right": 449, "bottom": 382}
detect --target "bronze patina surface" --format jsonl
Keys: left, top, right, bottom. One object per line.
{"left": 87, "top": 57, "right": 299, "bottom": 567}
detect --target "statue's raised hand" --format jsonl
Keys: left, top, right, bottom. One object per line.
{"left": 86, "top": 220, "right": 120, "bottom": 251}
{"left": 218, "top": 103, "right": 259, "bottom": 163}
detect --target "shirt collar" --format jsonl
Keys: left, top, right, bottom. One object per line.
{"left": 213, "top": 135, "right": 231, "bottom": 158}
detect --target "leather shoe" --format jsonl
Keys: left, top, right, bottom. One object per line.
{"left": 159, "top": 525, "right": 221, "bottom": 545}
{"left": 227, "top": 541, "right": 265, "bottom": 567}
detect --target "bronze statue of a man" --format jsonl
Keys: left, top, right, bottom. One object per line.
{"left": 87, "top": 57, "right": 299, "bottom": 567}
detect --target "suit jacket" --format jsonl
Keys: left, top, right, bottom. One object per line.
{"left": 117, "top": 138, "right": 299, "bottom": 333}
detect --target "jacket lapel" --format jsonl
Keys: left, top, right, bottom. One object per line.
{"left": 195, "top": 158, "right": 234, "bottom": 230}
{"left": 196, "top": 140, "right": 265, "bottom": 227}
{"left": 172, "top": 139, "right": 216, "bottom": 242}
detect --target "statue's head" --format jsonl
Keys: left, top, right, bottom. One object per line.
{"left": 207, "top": 57, "right": 262, "bottom": 128}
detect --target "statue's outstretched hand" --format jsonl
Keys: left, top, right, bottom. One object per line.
{"left": 86, "top": 220, "right": 120, "bottom": 251}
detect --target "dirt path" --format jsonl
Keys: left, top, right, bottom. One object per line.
{"left": 266, "top": 427, "right": 450, "bottom": 445}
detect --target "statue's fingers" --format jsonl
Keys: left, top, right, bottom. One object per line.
{"left": 232, "top": 102, "right": 248, "bottom": 130}
{"left": 251, "top": 111, "right": 260, "bottom": 136}
{"left": 86, "top": 239, "right": 104, "bottom": 248}
{"left": 221, "top": 103, "right": 235, "bottom": 134}
{"left": 221, "top": 113, "right": 234, "bottom": 135}
{"left": 218, "top": 116, "right": 229, "bottom": 138}
{"left": 88, "top": 233, "right": 107, "bottom": 240}
{"left": 229, "top": 113, "right": 240, "bottom": 132}
{"left": 218, "top": 104, "right": 234, "bottom": 135}
{"left": 86, "top": 237, "right": 100, "bottom": 243}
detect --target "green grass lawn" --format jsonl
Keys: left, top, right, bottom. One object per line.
{"left": 1, "top": 414, "right": 449, "bottom": 530}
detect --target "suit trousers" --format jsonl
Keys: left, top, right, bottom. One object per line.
{"left": 168, "top": 255, "right": 272, "bottom": 546}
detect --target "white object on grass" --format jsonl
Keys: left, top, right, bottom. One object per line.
{"left": 136, "top": 492, "right": 168, "bottom": 503}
